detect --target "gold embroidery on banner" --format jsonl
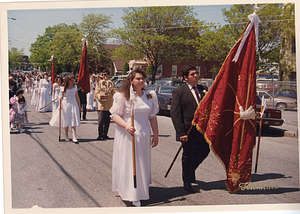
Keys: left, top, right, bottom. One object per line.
{"left": 230, "top": 173, "right": 240, "bottom": 186}
{"left": 208, "top": 104, "right": 220, "bottom": 131}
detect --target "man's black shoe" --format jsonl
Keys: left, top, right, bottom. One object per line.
{"left": 96, "top": 136, "right": 103, "bottom": 140}
{"left": 103, "top": 136, "right": 112, "bottom": 140}
{"left": 184, "top": 183, "right": 195, "bottom": 193}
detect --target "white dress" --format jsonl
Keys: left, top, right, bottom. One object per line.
{"left": 49, "top": 86, "right": 81, "bottom": 128}
{"left": 86, "top": 82, "right": 95, "bottom": 110}
{"left": 109, "top": 90, "right": 158, "bottom": 201}
{"left": 37, "top": 79, "right": 52, "bottom": 112}
{"left": 31, "top": 81, "right": 39, "bottom": 106}
{"left": 92, "top": 81, "right": 98, "bottom": 109}
{"left": 52, "top": 83, "right": 61, "bottom": 117}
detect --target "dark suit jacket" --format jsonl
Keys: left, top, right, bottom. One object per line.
{"left": 77, "top": 88, "right": 87, "bottom": 105}
{"left": 170, "top": 83, "right": 207, "bottom": 141}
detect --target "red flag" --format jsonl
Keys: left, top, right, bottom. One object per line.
{"left": 51, "top": 55, "right": 57, "bottom": 87}
{"left": 77, "top": 38, "right": 90, "bottom": 93}
{"left": 192, "top": 20, "right": 257, "bottom": 193}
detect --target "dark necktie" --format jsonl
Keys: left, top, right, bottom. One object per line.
{"left": 192, "top": 86, "right": 201, "bottom": 103}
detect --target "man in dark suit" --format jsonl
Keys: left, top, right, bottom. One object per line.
{"left": 77, "top": 86, "right": 87, "bottom": 121}
{"left": 170, "top": 64, "right": 210, "bottom": 193}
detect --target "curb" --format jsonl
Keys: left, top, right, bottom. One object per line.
{"left": 268, "top": 127, "right": 298, "bottom": 138}
{"left": 284, "top": 131, "right": 298, "bottom": 138}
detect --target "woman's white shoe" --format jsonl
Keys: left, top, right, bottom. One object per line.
{"left": 132, "top": 201, "right": 141, "bottom": 207}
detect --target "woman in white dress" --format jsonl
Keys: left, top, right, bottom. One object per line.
{"left": 37, "top": 74, "right": 52, "bottom": 112}
{"left": 51, "top": 76, "right": 63, "bottom": 117}
{"left": 49, "top": 75, "right": 81, "bottom": 143}
{"left": 109, "top": 68, "right": 159, "bottom": 207}
{"left": 86, "top": 74, "right": 96, "bottom": 111}
{"left": 92, "top": 76, "right": 99, "bottom": 111}
{"left": 31, "top": 75, "right": 42, "bottom": 107}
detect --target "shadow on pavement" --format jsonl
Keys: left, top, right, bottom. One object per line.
{"left": 144, "top": 186, "right": 189, "bottom": 206}
{"left": 257, "top": 126, "right": 285, "bottom": 137}
{"left": 235, "top": 187, "right": 300, "bottom": 195}
{"left": 251, "top": 173, "right": 292, "bottom": 182}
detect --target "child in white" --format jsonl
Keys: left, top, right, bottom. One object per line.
{"left": 13, "top": 96, "right": 28, "bottom": 133}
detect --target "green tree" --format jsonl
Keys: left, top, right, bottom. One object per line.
{"left": 113, "top": 6, "right": 204, "bottom": 82}
{"left": 199, "top": 4, "right": 283, "bottom": 71}
{"left": 80, "top": 13, "right": 113, "bottom": 73}
{"left": 49, "top": 23, "right": 82, "bottom": 74}
{"left": 9, "top": 47, "right": 24, "bottom": 71}
{"left": 279, "top": 3, "right": 295, "bottom": 81}
{"left": 30, "top": 12, "right": 113, "bottom": 74}
{"left": 123, "top": 62, "right": 129, "bottom": 75}
{"left": 29, "top": 24, "right": 66, "bottom": 72}
{"left": 146, "top": 63, "right": 153, "bottom": 76}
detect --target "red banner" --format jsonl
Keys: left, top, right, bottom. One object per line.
{"left": 77, "top": 40, "right": 90, "bottom": 93}
{"left": 192, "top": 21, "right": 257, "bottom": 193}
{"left": 51, "top": 56, "right": 57, "bottom": 87}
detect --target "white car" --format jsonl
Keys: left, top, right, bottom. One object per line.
{"left": 257, "top": 90, "right": 297, "bottom": 110}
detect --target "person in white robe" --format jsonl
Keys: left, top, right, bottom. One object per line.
{"left": 109, "top": 67, "right": 159, "bottom": 207}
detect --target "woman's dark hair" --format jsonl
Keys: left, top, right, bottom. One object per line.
{"left": 18, "top": 96, "right": 26, "bottom": 103}
{"left": 181, "top": 64, "right": 196, "bottom": 78}
{"left": 16, "top": 89, "right": 24, "bottom": 96}
{"left": 120, "top": 67, "right": 147, "bottom": 100}
{"left": 9, "top": 78, "right": 15, "bottom": 87}
{"left": 63, "top": 75, "right": 75, "bottom": 92}
{"left": 55, "top": 76, "right": 63, "bottom": 84}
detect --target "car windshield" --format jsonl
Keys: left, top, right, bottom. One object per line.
{"left": 259, "top": 91, "right": 278, "bottom": 99}
{"left": 147, "top": 85, "right": 156, "bottom": 91}
{"left": 159, "top": 87, "right": 175, "bottom": 94}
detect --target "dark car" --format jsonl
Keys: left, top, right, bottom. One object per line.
{"left": 153, "top": 78, "right": 184, "bottom": 87}
{"left": 276, "top": 89, "right": 297, "bottom": 100}
{"left": 256, "top": 95, "right": 284, "bottom": 127}
{"left": 146, "top": 85, "right": 177, "bottom": 114}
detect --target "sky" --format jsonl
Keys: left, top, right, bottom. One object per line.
{"left": 7, "top": 4, "right": 232, "bottom": 56}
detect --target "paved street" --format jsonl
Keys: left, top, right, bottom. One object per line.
{"left": 9, "top": 94, "right": 300, "bottom": 210}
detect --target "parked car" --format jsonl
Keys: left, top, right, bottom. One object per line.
{"left": 154, "top": 78, "right": 184, "bottom": 87}
{"left": 256, "top": 95, "right": 284, "bottom": 127}
{"left": 257, "top": 90, "right": 297, "bottom": 110}
{"left": 276, "top": 89, "right": 297, "bottom": 100}
{"left": 111, "top": 75, "right": 128, "bottom": 83}
{"left": 256, "top": 82, "right": 278, "bottom": 91}
{"left": 198, "top": 78, "right": 214, "bottom": 89}
{"left": 147, "top": 85, "right": 177, "bottom": 114}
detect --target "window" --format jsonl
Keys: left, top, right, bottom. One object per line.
{"left": 291, "top": 36, "right": 296, "bottom": 54}
{"left": 196, "top": 66, "right": 200, "bottom": 76}
{"left": 281, "top": 38, "right": 285, "bottom": 54}
{"left": 186, "top": 51, "right": 190, "bottom": 59}
{"left": 197, "top": 53, "right": 201, "bottom": 59}
{"left": 172, "top": 65, "right": 177, "bottom": 76}
{"left": 157, "top": 65, "right": 162, "bottom": 76}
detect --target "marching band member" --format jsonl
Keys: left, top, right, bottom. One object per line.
{"left": 95, "top": 69, "right": 116, "bottom": 140}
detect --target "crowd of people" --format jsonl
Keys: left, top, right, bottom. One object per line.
{"left": 9, "top": 65, "right": 209, "bottom": 207}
